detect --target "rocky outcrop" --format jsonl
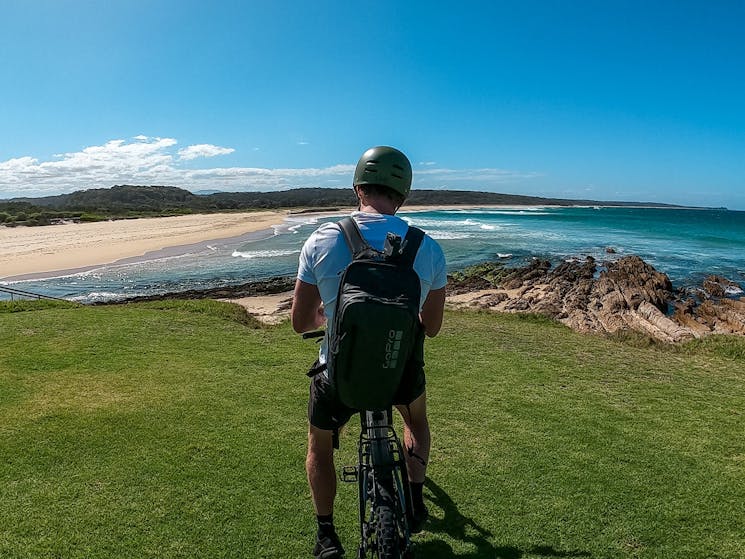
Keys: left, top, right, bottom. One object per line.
{"left": 106, "top": 256, "right": 744, "bottom": 343}
{"left": 447, "top": 256, "right": 745, "bottom": 343}
{"left": 102, "top": 275, "right": 296, "bottom": 305}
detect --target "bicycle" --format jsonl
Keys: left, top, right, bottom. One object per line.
{"left": 304, "top": 332, "right": 415, "bottom": 559}
{"left": 342, "top": 407, "right": 415, "bottom": 559}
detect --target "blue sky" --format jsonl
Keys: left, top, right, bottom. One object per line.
{"left": 1, "top": 1, "right": 744, "bottom": 209}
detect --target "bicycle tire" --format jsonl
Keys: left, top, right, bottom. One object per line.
{"left": 374, "top": 502, "right": 401, "bottom": 559}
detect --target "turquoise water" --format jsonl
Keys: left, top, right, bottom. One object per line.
{"left": 412, "top": 207, "right": 745, "bottom": 287}
{"left": 3, "top": 207, "right": 744, "bottom": 303}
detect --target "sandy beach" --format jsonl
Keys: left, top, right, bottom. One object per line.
{"left": 0, "top": 204, "right": 545, "bottom": 281}
{"left": 0, "top": 211, "right": 291, "bottom": 280}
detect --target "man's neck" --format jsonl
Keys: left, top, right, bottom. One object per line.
{"left": 358, "top": 201, "right": 397, "bottom": 216}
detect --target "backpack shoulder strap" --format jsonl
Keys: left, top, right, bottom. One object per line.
{"left": 399, "top": 226, "right": 425, "bottom": 268}
{"left": 338, "top": 217, "right": 371, "bottom": 259}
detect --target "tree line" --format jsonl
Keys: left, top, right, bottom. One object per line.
{"left": 1, "top": 185, "right": 678, "bottom": 226}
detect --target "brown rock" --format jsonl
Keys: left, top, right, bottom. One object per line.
{"left": 702, "top": 275, "right": 743, "bottom": 299}
{"left": 446, "top": 254, "right": 744, "bottom": 343}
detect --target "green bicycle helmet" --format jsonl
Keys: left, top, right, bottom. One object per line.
{"left": 353, "top": 146, "right": 413, "bottom": 200}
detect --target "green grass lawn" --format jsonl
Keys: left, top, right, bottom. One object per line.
{"left": 1, "top": 301, "right": 743, "bottom": 558}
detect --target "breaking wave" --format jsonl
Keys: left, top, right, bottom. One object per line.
{"left": 232, "top": 249, "right": 301, "bottom": 259}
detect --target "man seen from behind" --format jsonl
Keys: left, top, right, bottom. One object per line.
{"left": 291, "top": 146, "right": 447, "bottom": 558}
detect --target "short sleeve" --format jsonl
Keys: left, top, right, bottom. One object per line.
{"left": 296, "top": 235, "right": 317, "bottom": 285}
{"left": 430, "top": 241, "right": 447, "bottom": 290}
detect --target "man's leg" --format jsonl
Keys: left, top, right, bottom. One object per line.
{"left": 307, "top": 425, "right": 336, "bottom": 515}
{"left": 307, "top": 424, "right": 344, "bottom": 557}
{"left": 396, "top": 391, "right": 430, "bottom": 532}
{"left": 396, "top": 391, "right": 430, "bottom": 483}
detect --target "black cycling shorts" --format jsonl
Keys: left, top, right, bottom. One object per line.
{"left": 307, "top": 362, "right": 426, "bottom": 432}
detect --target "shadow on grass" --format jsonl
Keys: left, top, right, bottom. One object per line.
{"left": 416, "top": 479, "right": 591, "bottom": 558}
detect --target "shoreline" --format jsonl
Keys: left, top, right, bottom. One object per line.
{"left": 0, "top": 211, "right": 290, "bottom": 280}
{"left": 2, "top": 204, "right": 742, "bottom": 294}
{"left": 94, "top": 256, "right": 744, "bottom": 341}
{"left": 0, "top": 204, "right": 539, "bottom": 281}
{"left": 2, "top": 204, "right": 742, "bottom": 341}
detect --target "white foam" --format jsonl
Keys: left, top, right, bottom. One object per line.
{"left": 403, "top": 217, "right": 455, "bottom": 228}
{"left": 286, "top": 215, "right": 320, "bottom": 225}
{"left": 273, "top": 215, "right": 321, "bottom": 236}
{"left": 437, "top": 208, "right": 553, "bottom": 216}
{"left": 1, "top": 268, "right": 101, "bottom": 283}
{"left": 725, "top": 286, "right": 744, "bottom": 295}
{"left": 495, "top": 210, "right": 552, "bottom": 216}
{"left": 429, "top": 232, "right": 472, "bottom": 240}
{"left": 232, "top": 249, "right": 301, "bottom": 259}
{"left": 405, "top": 216, "right": 487, "bottom": 229}
{"left": 70, "top": 291, "right": 127, "bottom": 303}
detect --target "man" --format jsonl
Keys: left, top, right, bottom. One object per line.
{"left": 291, "top": 146, "right": 447, "bottom": 558}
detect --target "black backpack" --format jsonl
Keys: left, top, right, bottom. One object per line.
{"left": 327, "top": 217, "right": 425, "bottom": 411}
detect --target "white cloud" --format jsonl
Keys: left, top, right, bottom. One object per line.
{"left": 0, "top": 136, "right": 538, "bottom": 198}
{"left": 178, "top": 144, "right": 235, "bottom": 161}
{"left": 0, "top": 156, "right": 39, "bottom": 172}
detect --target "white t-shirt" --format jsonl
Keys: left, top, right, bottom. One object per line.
{"left": 297, "top": 211, "right": 447, "bottom": 363}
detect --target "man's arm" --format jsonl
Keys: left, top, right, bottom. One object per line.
{"left": 420, "top": 286, "right": 446, "bottom": 338}
{"left": 291, "top": 279, "right": 326, "bottom": 334}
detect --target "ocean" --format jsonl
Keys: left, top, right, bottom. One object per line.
{"left": 3, "top": 206, "right": 744, "bottom": 303}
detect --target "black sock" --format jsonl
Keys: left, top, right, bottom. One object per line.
{"left": 316, "top": 513, "right": 335, "bottom": 537}
{"left": 410, "top": 481, "right": 425, "bottom": 512}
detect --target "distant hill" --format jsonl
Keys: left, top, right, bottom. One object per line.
{"left": 1, "top": 184, "right": 683, "bottom": 226}
{"left": 10, "top": 185, "right": 206, "bottom": 212}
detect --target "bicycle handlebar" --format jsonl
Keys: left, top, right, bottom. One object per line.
{"left": 302, "top": 329, "right": 325, "bottom": 339}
